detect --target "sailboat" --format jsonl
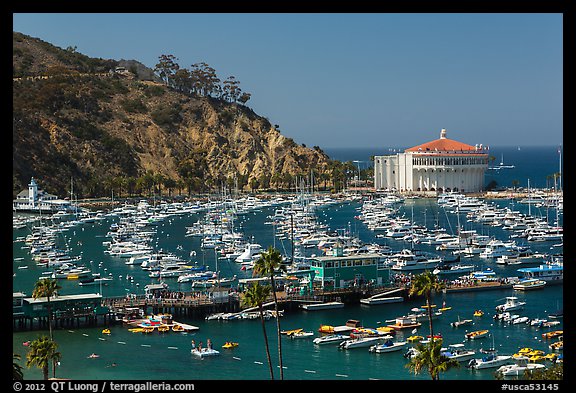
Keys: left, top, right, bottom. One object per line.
{"left": 498, "top": 153, "right": 515, "bottom": 169}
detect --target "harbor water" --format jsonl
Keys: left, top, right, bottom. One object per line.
{"left": 13, "top": 146, "right": 563, "bottom": 381}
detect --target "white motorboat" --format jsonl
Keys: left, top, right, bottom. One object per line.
{"left": 339, "top": 336, "right": 382, "bottom": 349}
{"left": 441, "top": 344, "right": 476, "bottom": 362}
{"left": 313, "top": 334, "right": 349, "bottom": 345}
{"left": 495, "top": 296, "right": 526, "bottom": 312}
{"left": 496, "top": 356, "right": 546, "bottom": 377}
{"left": 191, "top": 348, "right": 220, "bottom": 357}
{"left": 301, "top": 301, "right": 345, "bottom": 311}
{"left": 369, "top": 338, "right": 407, "bottom": 353}
{"left": 290, "top": 331, "right": 315, "bottom": 339}
{"left": 235, "top": 243, "right": 262, "bottom": 263}
{"left": 467, "top": 353, "right": 513, "bottom": 369}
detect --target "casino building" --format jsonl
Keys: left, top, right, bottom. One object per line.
{"left": 374, "top": 129, "right": 489, "bottom": 193}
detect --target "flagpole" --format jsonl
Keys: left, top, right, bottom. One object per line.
{"left": 558, "top": 145, "right": 562, "bottom": 191}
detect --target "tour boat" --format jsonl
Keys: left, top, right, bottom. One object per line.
{"left": 513, "top": 278, "right": 546, "bottom": 291}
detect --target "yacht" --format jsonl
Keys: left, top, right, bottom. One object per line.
{"left": 496, "top": 356, "right": 546, "bottom": 377}
{"left": 235, "top": 243, "right": 263, "bottom": 263}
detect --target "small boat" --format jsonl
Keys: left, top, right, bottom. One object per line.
{"left": 339, "top": 336, "right": 382, "bottom": 349}
{"left": 290, "top": 331, "right": 314, "bottom": 339}
{"left": 496, "top": 356, "right": 546, "bottom": 376}
{"left": 451, "top": 317, "right": 473, "bottom": 328}
{"left": 386, "top": 316, "right": 421, "bottom": 331}
{"left": 313, "top": 334, "right": 349, "bottom": 345}
{"left": 172, "top": 324, "right": 185, "bottom": 332}
{"left": 511, "top": 316, "right": 529, "bottom": 325}
{"left": 542, "top": 330, "right": 563, "bottom": 339}
{"left": 157, "top": 325, "right": 170, "bottom": 333}
{"left": 513, "top": 278, "right": 547, "bottom": 291}
{"left": 191, "top": 348, "right": 220, "bottom": 357}
{"left": 473, "top": 310, "right": 484, "bottom": 317}
{"left": 281, "top": 328, "right": 303, "bottom": 336}
{"left": 407, "top": 335, "right": 424, "bottom": 343}
{"left": 369, "top": 338, "right": 407, "bottom": 353}
{"left": 467, "top": 353, "right": 513, "bottom": 369}
{"left": 465, "top": 330, "right": 489, "bottom": 340}
{"left": 495, "top": 296, "right": 526, "bottom": 312}
{"left": 222, "top": 342, "right": 239, "bottom": 349}
{"left": 301, "top": 301, "right": 345, "bottom": 311}
{"left": 102, "top": 328, "right": 111, "bottom": 335}
{"left": 128, "top": 328, "right": 144, "bottom": 333}
{"left": 142, "top": 326, "right": 155, "bottom": 334}
{"left": 441, "top": 343, "right": 476, "bottom": 362}
{"left": 549, "top": 341, "right": 563, "bottom": 351}
{"left": 317, "top": 325, "right": 335, "bottom": 334}
{"left": 87, "top": 353, "right": 100, "bottom": 359}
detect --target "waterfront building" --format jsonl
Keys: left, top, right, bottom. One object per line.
{"left": 308, "top": 247, "right": 391, "bottom": 290}
{"left": 12, "top": 177, "right": 76, "bottom": 213}
{"left": 374, "top": 129, "right": 489, "bottom": 194}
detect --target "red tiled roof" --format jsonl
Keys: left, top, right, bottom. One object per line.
{"left": 405, "top": 129, "right": 480, "bottom": 152}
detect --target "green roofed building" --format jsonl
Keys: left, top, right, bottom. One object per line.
{"left": 308, "top": 247, "right": 391, "bottom": 290}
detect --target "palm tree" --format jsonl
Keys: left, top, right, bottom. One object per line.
{"left": 26, "top": 336, "right": 61, "bottom": 380}
{"left": 408, "top": 271, "right": 445, "bottom": 342}
{"left": 32, "top": 278, "right": 61, "bottom": 340}
{"left": 13, "top": 353, "right": 24, "bottom": 380}
{"left": 405, "top": 339, "right": 460, "bottom": 380}
{"left": 253, "top": 246, "right": 286, "bottom": 380}
{"left": 241, "top": 282, "right": 275, "bottom": 380}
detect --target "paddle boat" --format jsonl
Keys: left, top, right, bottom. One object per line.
{"left": 407, "top": 335, "right": 424, "bottom": 343}
{"left": 542, "top": 330, "right": 563, "bottom": 339}
{"left": 172, "top": 324, "right": 185, "bottom": 332}
{"left": 465, "top": 329, "right": 489, "bottom": 340}
{"left": 549, "top": 341, "right": 563, "bottom": 351}
{"left": 157, "top": 325, "right": 170, "bottom": 333}
{"left": 142, "top": 326, "right": 155, "bottom": 334}
{"left": 102, "top": 328, "right": 111, "bottom": 335}
{"left": 473, "top": 310, "right": 484, "bottom": 317}
{"left": 222, "top": 342, "right": 239, "bottom": 349}
{"left": 281, "top": 328, "right": 303, "bottom": 336}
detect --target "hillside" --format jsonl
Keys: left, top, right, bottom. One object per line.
{"left": 13, "top": 32, "right": 339, "bottom": 198}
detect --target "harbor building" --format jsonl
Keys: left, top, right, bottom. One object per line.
{"left": 374, "top": 129, "right": 489, "bottom": 193}
{"left": 308, "top": 246, "right": 391, "bottom": 291}
{"left": 13, "top": 177, "right": 75, "bottom": 213}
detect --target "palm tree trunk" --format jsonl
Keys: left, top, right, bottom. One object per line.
{"left": 270, "top": 275, "right": 284, "bottom": 380}
{"left": 426, "top": 293, "right": 434, "bottom": 342}
{"left": 259, "top": 305, "right": 275, "bottom": 380}
{"left": 47, "top": 298, "right": 53, "bottom": 340}
{"left": 43, "top": 365, "right": 49, "bottom": 380}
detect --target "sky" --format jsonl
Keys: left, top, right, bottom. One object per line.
{"left": 12, "top": 13, "right": 563, "bottom": 149}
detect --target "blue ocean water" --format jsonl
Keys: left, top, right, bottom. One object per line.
{"left": 12, "top": 146, "right": 563, "bottom": 381}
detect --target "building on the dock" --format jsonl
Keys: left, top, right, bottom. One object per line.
{"left": 308, "top": 247, "right": 391, "bottom": 291}
{"left": 13, "top": 293, "right": 111, "bottom": 331}
{"left": 373, "top": 129, "right": 489, "bottom": 193}
{"left": 13, "top": 177, "right": 76, "bottom": 213}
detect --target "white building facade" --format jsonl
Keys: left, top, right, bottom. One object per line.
{"left": 374, "top": 129, "right": 489, "bottom": 193}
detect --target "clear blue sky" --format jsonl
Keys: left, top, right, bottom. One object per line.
{"left": 12, "top": 13, "right": 563, "bottom": 149}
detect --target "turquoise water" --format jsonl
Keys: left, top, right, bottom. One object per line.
{"left": 13, "top": 197, "right": 563, "bottom": 380}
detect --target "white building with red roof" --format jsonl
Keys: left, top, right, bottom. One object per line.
{"left": 374, "top": 129, "right": 489, "bottom": 193}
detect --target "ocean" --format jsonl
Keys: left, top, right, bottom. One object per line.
{"left": 12, "top": 146, "right": 563, "bottom": 382}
